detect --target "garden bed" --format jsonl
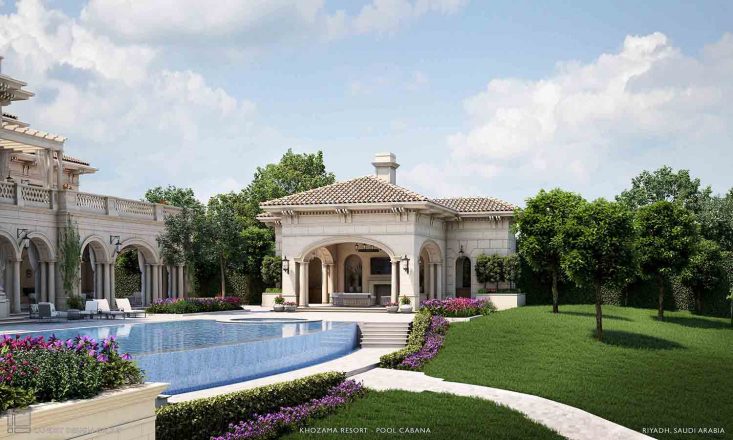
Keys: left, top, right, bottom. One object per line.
{"left": 146, "top": 297, "right": 242, "bottom": 314}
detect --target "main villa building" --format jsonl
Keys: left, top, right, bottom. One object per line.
{"left": 258, "top": 153, "right": 522, "bottom": 310}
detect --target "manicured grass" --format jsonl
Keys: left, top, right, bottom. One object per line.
{"left": 424, "top": 305, "right": 733, "bottom": 440}
{"left": 283, "top": 390, "right": 563, "bottom": 440}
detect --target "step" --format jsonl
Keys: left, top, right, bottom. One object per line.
{"left": 361, "top": 342, "right": 406, "bottom": 348}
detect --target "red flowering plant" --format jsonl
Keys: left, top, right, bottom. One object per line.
{"left": 421, "top": 297, "right": 496, "bottom": 317}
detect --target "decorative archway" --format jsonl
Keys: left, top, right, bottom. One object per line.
{"left": 0, "top": 230, "right": 20, "bottom": 314}
{"left": 418, "top": 240, "right": 443, "bottom": 300}
{"left": 79, "top": 235, "right": 112, "bottom": 303}
{"left": 20, "top": 233, "right": 56, "bottom": 308}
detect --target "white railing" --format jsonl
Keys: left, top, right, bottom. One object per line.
{"left": 76, "top": 192, "right": 107, "bottom": 213}
{"left": 0, "top": 184, "right": 181, "bottom": 222}
{"left": 21, "top": 186, "right": 52, "bottom": 208}
{"left": 115, "top": 198, "right": 155, "bottom": 219}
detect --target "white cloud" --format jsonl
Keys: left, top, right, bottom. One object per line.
{"left": 404, "top": 32, "right": 733, "bottom": 201}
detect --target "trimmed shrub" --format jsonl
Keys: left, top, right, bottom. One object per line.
{"left": 155, "top": 372, "right": 346, "bottom": 440}
{"left": 379, "top": 310, "right": 431, "bottom": 368}
{"left": 146, "top": 297, "right": 241, "bottom": 314}
{"left": 0, "top": 385, "right": 36, "bottom": 412}
{"left": 114, "top": 266, "right": 140, "bottom": 298}
{"left": 421, "top": 298, "right": 496, "bottom": 317}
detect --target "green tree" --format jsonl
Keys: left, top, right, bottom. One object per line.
{"left": 156, "top": 206, "right": 206, "bottom": 292}
{"left": 636, "top": 201, "right": 698, "bottom": 319}
{"left": 680, "top": 239, "right": 727, "bottom": 314}
{"left": 205, "top": 195, "right": 247, "bottom": 297}
{"left": 57, "top": 216, "right": 82, "bottom": 299}
{"left": 617, "top": 166, "right": 712, "bottom": 213}
{"left": 503, "top": 254, "right": 521, "bottom": 290}
{"left": 475, "top": 254, "right": 503, "bottom": 290}
{"left": 144, "top": 185, "right": 203, "bottom": 209}
{"left": 561, "top": 199, "right": 636, "bottom": 340}
{"left": 261, "top": 255, "right": 282, "bottom": 289}
{"left": 514, "top": 189, "right": 585, "bottom": 313}
{"left": 698, "top": 189, "right": 733, "bottom": 252}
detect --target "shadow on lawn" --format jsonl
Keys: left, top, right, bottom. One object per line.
{"left": 598, "top": 330, "right": 685, "bottom": 350}
{"left": 553, "top": 311, "right": 632, "bottom": 321}
{"left": 652, "top": 316, "right": 732, "bottom": 330}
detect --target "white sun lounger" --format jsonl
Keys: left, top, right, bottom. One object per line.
{"left": 115, "top": 298, "right": 147, "bottom": 318}
{"left": 79, "top": 300, "right": 99, "bottom": 319}
{"left": 96, "top": 299, "right": 126, "bottom": 320}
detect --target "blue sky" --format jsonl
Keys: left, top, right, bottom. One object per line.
{"left": 1, "top": 0, "right": 731, "bottom": 204}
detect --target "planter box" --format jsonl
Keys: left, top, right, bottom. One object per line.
{"left": 476, "top": 293, "right": 526, "bottom": 311}
{"left": 261, "top": 292, "right": 293, "bottom": 308}
{"left": 0, "top": 382, "right": 168, "bottom": 440}
{"left": 273, "top": 304, "right": 285, "bottom": 312}
{"left": 385, "top": 306, "right": 398, "bottom": 313}
{"left": 284, "top": 305, "right": 297, "bottom": 312}
{"left": 399, "top": 304, "right": 412, "bottom": 313}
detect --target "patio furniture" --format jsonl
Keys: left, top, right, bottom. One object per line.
{"left": 79, "top": 301, "right": 99, "bottom": 319}
{"left": 29, "top": 303, "right": 39, "bottom": 319}
{"left": 66, "top": 309, "right": 81, "bottom": 320}
{"left": 38, "top": 302, "right": 61, "bottom": 321}
{"left": 96, "top": 299, "right": 126, "bottom": 320}
{"left": 331, "top": 293, "right": 375, "bottom": 307}
{"left": 115, "top": 298, "right": 147, "bottom": 318}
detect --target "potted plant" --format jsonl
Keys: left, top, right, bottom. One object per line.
{"left": 284, "top": 301, "right": 297, "bottom": 312}
{"left": 399, "top": 296, "right": 412, "bottom": 313}
{"left": 273, "top": 294, "right": 285, "bottom": 312}
{"left": 385, "top": 302, "right": 399, "bottom": 313}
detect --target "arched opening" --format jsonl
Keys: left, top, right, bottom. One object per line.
{"left": 455, "top": 256, "right": 471, "bottom": 298}
{"left": 418, "top": 241, "right": 442, "bottom": 301}
{"left": 80, "top": 240, "right": 107, "bottom": 301}
{"left": 343, "top": 254, "right": 362, "bottom": 293}
{"left": 308, "top": 257, "right": 323, "bottom": 304}
{"left": 19, "top": 237, "right": 54, "bottom": 310}
{"left": 114, "top": 241, "right": 158, "bottom": 306}
{"left": 0, "top": 234, "right": 19, "bottom": 315}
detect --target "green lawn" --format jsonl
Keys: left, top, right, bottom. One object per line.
{"left": 423, "top": 305, "right": 733, "bottom": 440}
{"left": 283, "top": 390, "right": 563, "bottom": 440}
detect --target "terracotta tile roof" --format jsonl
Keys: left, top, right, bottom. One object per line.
{"left": 50, "top": 152, "right": 91, "bottom": 166}
{"left": 433, "top": 197, "right": 515, "bottom": 213}
{"left": 261, "top": 175, "right": 431, "bottom": 206}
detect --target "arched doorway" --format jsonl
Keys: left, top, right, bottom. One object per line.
{"left": 19, "top": 236, "right": 55, "bottom": 310}
{"left": 115, "top": 240, "right": 159, "bottom": 306}
{"left": 80, "top": 238, "right": 109, "bottom": 301}
{"left": 308, "top": 257, "right": 323, "bottom": 304}
{"left": 455, "top": 256, "right": 471, "bottom": 298}
{"left": 418, "top": 241, "right": 442, "bottom": 301}
{"left": 343, "top": 254, "right": 362, "bottom": 293}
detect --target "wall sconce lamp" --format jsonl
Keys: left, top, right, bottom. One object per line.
{"left": 401, "top": 255, "right": 410, "bottom": 274}
{"left": 16, "top": 228, "right": 30, "bottom": 249}
{"left": 109, "top": 235, "right": 121, "bottom": 256}
{"left": 281, "top": 256, "right": 290, "bottom": 273}
{"left": 458, "top": 244, "right": 465, "bottom": 258}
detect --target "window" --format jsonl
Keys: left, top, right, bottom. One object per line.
{"left": 370, "top": 257, "right": 391, "bottom": 275}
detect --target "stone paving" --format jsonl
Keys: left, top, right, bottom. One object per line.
{"left": 352, "top": 368, "right": 654, "bottom": 440}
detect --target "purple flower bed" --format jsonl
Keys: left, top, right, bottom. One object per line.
{"left": 421, "top": 297, "right": 495, "bottom": 317}
{"left": 398, "top": 315, "right": 449, "bottom": 370}
{"left": 212, "top": 380, "right": 365, "bottom": 440}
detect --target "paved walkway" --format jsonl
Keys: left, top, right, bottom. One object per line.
{"left": 353, "top": 368, "right": 653, "bottom": 440}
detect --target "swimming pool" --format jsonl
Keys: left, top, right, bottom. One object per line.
{"left": 16, "top": 319, "right": 358, "bottom": 394}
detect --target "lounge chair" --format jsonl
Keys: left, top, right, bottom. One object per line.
{"left": 96, "top": 299, "right": 126, "bottom": 320}
{"left": 115, "top": 298, "right": 147, "bottom": 318}
{"left": 29, "top": 303, "right": 39, "bottom": 319}
{"left": 79, "top": 300, "right": 99, "bottom": 319}
{"left": 38, "top": 303, "right": 61, "bottom": 321}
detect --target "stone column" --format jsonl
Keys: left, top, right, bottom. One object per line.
{"left": 12, "top": 259, "right": 20, "bottom": 313}
{"left": 327, "top": 263, "right": 335, "bottom": 296}
{"left": 436, "top": 263, "right": 443, "bottom": 299}
{"left": 103, "top": 263, "right": 111, "bottom": 303}
{"left": 145, "top": 265, "right": 152, "bottom": 305}
{"left": 390, "top": 260, "right": 399, "bottom": 303}
{"left": 177, "top": 264, "right": 184, "bottom": 299}
{"left": 428, "top": 263, "right": 435, "bottom": 300}
{"left": 321, "top": 263, "right": 328, "bottom": 304}
{"left": 56, "top": 148, "right": 65, "bottom": 189}
{"left": 151, "top": 265, "right": 160, "bottom": 302}
{"left": 299, "top": 261, "right": 309, "bottom": 307}
{"left": 47, "top": 262, "right": 55, "bottom": 305}
{"left": 40, "top": 262, "right": 48, "bottom": 302}
{"left": 166, "top": 266, "right": 172, "bottom": 298}
{"left": 110, "top": 262, "right": 116, "bottom": 302}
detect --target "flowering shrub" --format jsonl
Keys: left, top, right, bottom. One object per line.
{"left": 213, "top": 380, "right": 365, "bottom": 440}
{"left": 273, "top": 295, "right": 285, "bottom": 305}
{"left": 421, "top": 297, "right": 496, "bottom": 317}
{"left": 379, "top": 310, "right": 431, "bottom": 368}
{"left": 398, "top": 315, "right": 449, "bottom": 370}
{"left": 0, "top": 334, "right": 142, "bottom": 410}
{"left": 284, "top": 301, "right": 296, "bottom": 306}
{"left": 385, "top": 302, "right": 398, "bottom": 307}
{"left": 146, "top": 297, "right": 242, "bottom": 314}
{"left": 156, "top": 372, "right": 346, "bottom": 440}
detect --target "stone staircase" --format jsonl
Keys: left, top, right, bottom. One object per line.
{"left": 0, "top": 313, "right": 33, "bottom": 326}
{"left": 358, "top": 321, "right": 411, "bottom": 348}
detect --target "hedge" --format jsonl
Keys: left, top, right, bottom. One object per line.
{"left": 155, "top": 372, "right": 346, "bottom": 440}
{"left": 379, "top": 310, "right": 432, "bottom": 369}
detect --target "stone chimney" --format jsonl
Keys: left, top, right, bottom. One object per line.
{"left": 372, "top": 153, "right": 399, "bottom": 184}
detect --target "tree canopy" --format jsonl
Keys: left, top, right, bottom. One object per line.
{"left": 144, "top": 185, "right": 203, "bottom": 209}
{"left": 616, "top": 166, "right": 712, "bottom": 213}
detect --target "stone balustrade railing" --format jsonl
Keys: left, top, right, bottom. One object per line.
{"left": 0, "top": 183, "right": 180, "bottom": 222}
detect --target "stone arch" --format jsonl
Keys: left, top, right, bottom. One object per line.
{"left": 80, "top": 235, "right": 112, "bottom": 264}
{"left": 0, "top": 229, "right": 20, "bottom": 261}
{"left": 305, "top": 246, "right": 335, "bottom": 265}
{"left": 118, "top": 238, "right": 160, "bottom": 265}
{"left": 418, "top": 239, "right": 443, "bottom": 263}
{"left": 27, "top": 232, "right": 55, "bottom": 262}
{"left": 297, "top": 236, "right": 397, "bottom": 260}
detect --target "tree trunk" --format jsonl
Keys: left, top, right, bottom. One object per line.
{"left": 594, "top": 282, "right": 603, "bottom": 341}
{"left": 219, "top": 255, "right": 226, "bottom": 298}
{"left": 551, "top": 268, "right": 559, "bottom": 314}
{"left": 657, "top": 276, "right": 665, "bottom": 319}
{"left": 694, "top": 290, "right": 703, "bottom": 314}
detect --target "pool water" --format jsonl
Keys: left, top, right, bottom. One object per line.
{"left": 20, "top": 319, "right": 358, "bottom": 394}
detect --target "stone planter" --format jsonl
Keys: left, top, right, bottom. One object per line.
{"left": 385, "top": 305, "right": 398, "bottom": 313}
{"left": 0, "top": 382, "right": 167, "bottom": 440}
{"left": 273, "top": 304, "right": 285, "bottom": 312}
{"left": 400, "top": 304, "right": 412, "bottom": 313}
{"left": 284, "top": 304, "right": 297, "bottom": 312}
